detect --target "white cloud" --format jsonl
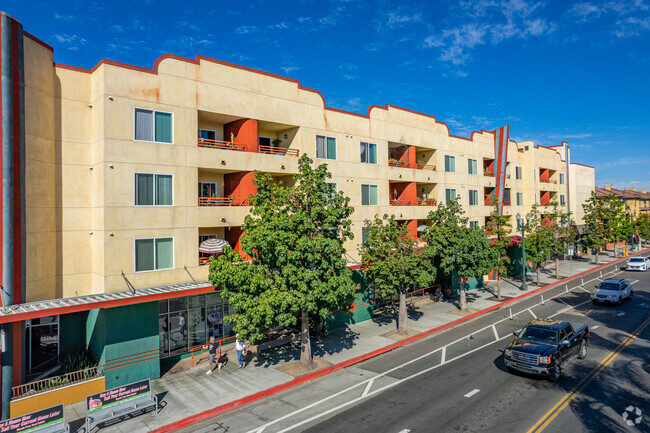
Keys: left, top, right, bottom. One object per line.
{"left": 386, "top": 10, "right": 422, "bottom": 29}
{"left": 281, "top": 66, "right": 299, "bottom": 74}
{"left": 565, "top": 2, "right": 602, "bottom": 22}
{"left": 235, "top": 25, "right": 260, "bottom": 34}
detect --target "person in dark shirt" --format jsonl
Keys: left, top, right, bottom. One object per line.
{"left": 204, "top": 336, "right": 222, "bottom": 374}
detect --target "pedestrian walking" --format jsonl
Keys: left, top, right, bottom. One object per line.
{"left": 235, "top": 334, "right": 247, "bottom": 368}
{"left": 204, "top": 336, "right": 221, "bottom": 374}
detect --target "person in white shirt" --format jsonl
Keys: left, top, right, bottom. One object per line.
{"left": 235, "top": 334, "right": 247, "bottom": 368}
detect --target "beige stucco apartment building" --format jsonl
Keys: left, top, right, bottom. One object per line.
{"left": 0, "top": 12, "right": 595, "bottom": 415}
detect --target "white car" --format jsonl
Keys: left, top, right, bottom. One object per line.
{"left": 626, "top": 256, "right": 650, "bottom": 271}
{"left": 591, "top": 279, "right": 633, "bottom": 305}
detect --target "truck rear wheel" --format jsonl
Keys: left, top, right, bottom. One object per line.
{"left": 578, "top": 340, "right": 587, "bottom": 359}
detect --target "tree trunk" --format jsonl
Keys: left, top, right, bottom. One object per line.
{"left": 555, "top": 257, "right": 560, "bottom": 279}
{"left": 594, "top": 249, "right": 599, "bottom": 265}
{"left": 614, "top": 242, "right": 618, "bottom": 259}
{"left": 496, "top": 276, "right": 502, "bottom": 300}
{"left": 537, "top": 266, "right": 541, "bottom": 286}
{"left": 398, "top": 288, "right": 408, "bottom": 334}
{"left": 300, "top": 309, "right": 313, "bottom": 368}
{"left": 459, "top": 277, "right": 467, "bottom": 311}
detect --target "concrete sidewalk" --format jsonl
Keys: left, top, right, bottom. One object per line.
{"left": 63, "top": 250, "right": 633, "bottom": 433}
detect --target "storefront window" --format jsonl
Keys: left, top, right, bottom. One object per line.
{"left": 158, "top": 293, "right": 233, "bottom": 358}
{"left": 25, "top": 316, "right": 59, "bottom": 379}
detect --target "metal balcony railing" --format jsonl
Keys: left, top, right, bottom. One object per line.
{"left": 417, "top": 199, "right": 437, "bottom": 206}
{"left": 198, "top": 139, "right": 299, "bottom": 157}
{"left": 198, "top": 197, "right": 249, "bottom": 206}
{"left": 390, "top": 199, "right": 413, "bottom": 206}
{"left": 12, "top": 366, "right": 102, "bottom": 399}
{"left": 415, "top": 163, "right": 436, "bottom": 170}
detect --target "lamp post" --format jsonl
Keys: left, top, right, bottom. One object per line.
{"left": 516, "top": 213, "right": 532, "bottom": 291}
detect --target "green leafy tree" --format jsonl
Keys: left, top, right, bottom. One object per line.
{"left": 546, "top": 203, "right": 577, "bottom": 279}
{"left": 635, "top": 213, "right": 650, "bottom": 245}
{"left": 425, "top": 199, "right": 492, "bottom": 311}
{"left": 359, "top": 214, "right": 436, "bottom": 334}
{"left": 485, "top": 199, "right": 512, "bottom": 299}
{"left": 521, "top": 205, "right": 551, "bottom": 286}
{"left": 209, "top": 154, "right": 357, "bottom": 368}
{"left": 583, "top": 192, "right": 632, "bottom": 264}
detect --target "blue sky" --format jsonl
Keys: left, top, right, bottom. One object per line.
{"left": 5, "top": 0, "right": 650, "bottom": 188}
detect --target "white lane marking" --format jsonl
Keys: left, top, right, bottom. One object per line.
{"left": 528, "top": 308, "right": 537, "bottom": 319}
{"left": 245, "top": 268, "right": 621, "bottom": 433}
{"left": 398, "top": 430, "right": 410, "bottom": 433}
{"left": 492, "top": 325, "right": 499, "bottom": 340}
{"left": 255, "top": 427, "right": 266, "bottom": 433}
{"left": 362, "top": 378, "right": 374, "bottom": 397}
{"left": 630, "top": 280, "right": 639, "bottom": 285}
{"left": 617, "top": 312, "right": 626, "bottom": 317}
{"left": 640, "top": 303, "right": 647, "bottom": 307}
{"left": 591, "top": 325, "right": 600, "bottom": 330}
{"left": 464, "top": 389, "right": 480, "bottom": 398}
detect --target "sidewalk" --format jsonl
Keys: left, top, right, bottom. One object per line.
{"left": 64, "top": 250, "right": 634, "bottom": 432}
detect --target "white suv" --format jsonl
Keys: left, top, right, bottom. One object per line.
{"left": 626, "top": 256, "right": 650, "bottom": 272}
{"left": 591, "top": 279, "right": 633, "bottom": 305}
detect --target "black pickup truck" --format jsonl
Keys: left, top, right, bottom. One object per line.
{"left": 503, "top": 318, "right": 589, "bottom": 382}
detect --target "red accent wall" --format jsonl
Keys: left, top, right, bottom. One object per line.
{"left": 542, "top": 216, "right": 552, "bottom": 227}
{"left": 484, "top": 159, "right": 495, "bottom": 173}
{"left": 224, "top": 119, "right": 258, "bottom": 152}
{"left": 390, "top": 182, "right": 416, "bottom": 204}
{"left": 406, "top": 219, "right": 417, "bottom": 239}
{"left": 390, "top": 145, "right": 415, "bottom": 168}
{"left": 540, "top": 168, "right": 550, "bottom": 182}
{"left": 540, "top": 191, "right": 551, "bottom": 206}
{"left": 224, "top": 172, "right": 257, "bottom": 205}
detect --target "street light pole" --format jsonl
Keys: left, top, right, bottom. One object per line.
{"left": 516, "top": 213, "right": 531, "bottom": 291}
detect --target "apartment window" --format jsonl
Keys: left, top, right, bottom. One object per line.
{"left": 560, "top": 195, "right": 566, "bottom": 206}
{"left": 445, "top": 188, "right": 457, "bottom": 204}
{"left": 135, "top": 173, "right": 173, "bottom": 206}
{"left": 444, "top": 155, "right": 456, "bottom": 173}
{"left": 135, "top": 108, "right": 173, "bottom": 143}
{"left": 135, "top": 237, "right": 174, "bottom": 272}
{"left": 199, "top": 129, "right": 216, "bottom": 142}
{"left": 323, "top": 182, "right": 338, "bottom": 199}
{"left": 515, "top": 166, "right": 522, "bottom": 180}
{"left": 469, "top": 221, "right": 479, "bottom": 230}
{"left": 24, "top": 316, "right": 59, "bottom": 379}
{"left": 361, "top": 184, "right": 378, "bottom": 206}
{"left": 469, "top": 189, "right": 479, "bottom": 206}
{"left": 362, "top": 227, "right": 370, "bottom": 245}
{"left": 360, "top": 142, "right": 377, "bottom": 164}
{"left": 517, "top": 192, "right": 523, "bottom": 206}
{"left": 560, "top": 173, "right": 565, "bottom": 185}
{"left": 316, "top": 135, "right": 337, "bottom": 160}
{"left": 468, "top": 159, "right": 478, "bottom": 175}
{"left": 199, "top": 182, "right": 217, "bottom": 198}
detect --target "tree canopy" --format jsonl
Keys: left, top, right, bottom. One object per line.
{"left": 209, "top": 154, "right": 357, "bottom": 367}
{"left": 359, "top": 214, "right": 436, "bottom": 333}
{"left": 583, "top": 192, "right": 632, "bottom": 263}
{"left": 485, "top": 199, "right": 512, "bottom": 298}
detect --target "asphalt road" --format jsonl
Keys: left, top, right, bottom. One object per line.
{"left": 180, "top": 258, "right": 650, "bottom": 433}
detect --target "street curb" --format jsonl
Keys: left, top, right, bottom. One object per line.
{"left": 150, "top": 248, "right": 650, "bottom": 433}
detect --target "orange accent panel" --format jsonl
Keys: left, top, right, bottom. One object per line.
{"left": 224, "top": 119, "right": 258, "bottom": 153}
{"left": 540, "top": 169, "right": 550, "bottom": 182}
{"left": 540, "top": 191, "right": 550, "bottom": 206}
{"left": 224, "top": 171, "right": 257, "bottom": 205}
{"left": 406, "top": 219, "right": 418, "bottom": 239}
{"left": 390, "top": 182, "right": 416, "bottom": 203}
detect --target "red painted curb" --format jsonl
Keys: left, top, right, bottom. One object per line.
{"left": 151, "top": 248, "right": 650, "bottom": 433}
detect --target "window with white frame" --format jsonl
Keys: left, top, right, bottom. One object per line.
{"left": 469, "top": 221, "right": 479, "bottom": 230}
{"left": 560, "top": 195, "right": 566, "bottom": 206}
{"left": 517, "top": 192, "right": 523, "bottom": 206}
{"left": 316, "top": 135, "right": 337, "bottom": 160}
{"left": 444, "top": 155, "right": 456, "bottom": 173}
{"left": 360, "top": 142, "right": 377, "bottom": 164}
{"left": 560, "top": 173, "right": 565, "bottom": 185}
{"left": 469, "top": 189, "right": 479, "bottom": 206}
{"left": 445, "top": 188, "right": 457, "bottom": 204}
{"left": 516, "top": 166, "right": 522, "bottom": 180}
{"left": 135, "top": 173, "right": 173, "bottom": 206}
{"left": 135, "top": 108, "right": 173, "bottom": 143}
{"left": 361, "top": 184, "right": 378, "bottom": 206}
{"left": 135, "top": 237, "right": 174, "bottom": 272}
{"left": 468, "top": 158, "right": 478, "bottom": 175}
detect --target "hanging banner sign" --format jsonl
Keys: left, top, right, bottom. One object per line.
{"left": 0, "top": 404, "right": 65, "bottom": 433}
{"left": 86, "top": 379, "right": 151, "bottom": 415}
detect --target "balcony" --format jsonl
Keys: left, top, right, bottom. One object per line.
{"left": 389, "top": 159, "right": 409, "bottom": 168}
{"left": 391, "top": 199, "right": 414, "bottom": 206}
{"left": 198, "top": 197, "right": 250, "bottom": 206}
{"left": 418, "top": 199, "right": 437, "bottom": 206}
{"left": 484, "top": 170, "right": 494, "bottom": 177}
{"left": 416, "top": 163, "right": 436, "bottom": 171}
{"left": 198, "top": 138, "right": 299, "bottom": 157}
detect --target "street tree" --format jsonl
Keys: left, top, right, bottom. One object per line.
{"left": 521, "top": 205, "right": 551, "bottom": 286}
{"left": 546, "top": 203, "right": 577, "bottom": 279}
{"left": 359, "top": 214, "right": 436, "bottom": 334}
{"left": 582, "top": 192, "right": 632, "bottom": 264}
{"left": 485, "top": 199, "right": 512, "bottom": 299}
{"left": 425, "top": 199, "right": 492, "bottom": 311}
{"left": 209, "top": 154, "right": 357, "bottom": 368}
{"left": 635, "top": 214, "right": 650, "bottom": 245}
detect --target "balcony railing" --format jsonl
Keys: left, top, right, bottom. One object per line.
{"left": 417, "top": 199, "right": 437, "bottom": 206}
{"left": 198, "top": 138, "right": 247, "bottom": 151}
{"left": 415, "top": 163, "right": 436, "bottom": 171}
{"left": 503, "top": 201, "right": 511, "bottom": 206}
{"left": 258, "top": 145, "right": 300, "bottom": 157}
{"left": 484, "top": 170, "right": 495, "bottom": 177}
{"left": 539, "top": 179, "right": 557, "bottom": 184}
{"left": 198, "top": 139, "right": 299, "bottom": 157}
{"left": 12, "top": 366, "right": 102, "bottom": 399}
{"left": 199, "top": 256, "right": 210, "bottom": 266}
{"left": 198, "top": 197, "right": 249, "bottom": 206}
{"left": 390, "top": 199, "right": 413, "bottom": 206}
{"left": 388, "top": 159, "right": 409, "bottom": 168}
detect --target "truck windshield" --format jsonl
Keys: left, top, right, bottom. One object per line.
{"left": 518, "top": 327, "right": 558, "bottom": 345}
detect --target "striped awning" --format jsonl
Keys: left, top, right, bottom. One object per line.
{"left": 199, "top": 238, "right": 230, "bottom": 254}
{"left": 417, "top": 225, "right": 429, "bottom": 232}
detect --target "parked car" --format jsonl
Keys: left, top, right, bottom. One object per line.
{"left": 591, "top": 279, "right": 633, "bottom": 305}
{"left": 626, "top": 256, "right": 650, "bottom": 271}
{"left": 503, "top": 318, "right": 589, "bottom": 382}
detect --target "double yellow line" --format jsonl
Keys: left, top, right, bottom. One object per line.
{"left": 527, "top": 316, "right": 650, "bottom": 433}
